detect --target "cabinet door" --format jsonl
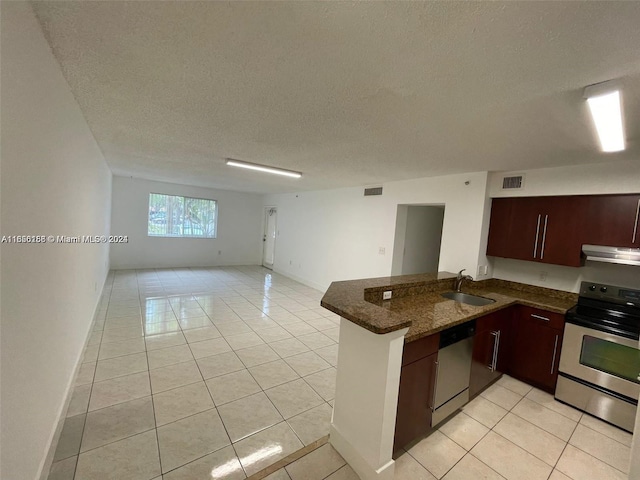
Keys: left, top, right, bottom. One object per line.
{"left": 487, "top": 196, "right": 587, "bottom": 267}
{"left": 487, "top": 196, "right": 545, "bottom": 262}
{"left": 538, "top": 196, "right": 588, "bottom": 267}
{"left": 509, "top": 310, "right": 563, "bottom": 393}
{"left": 584, "top": 195, "right": 640, "bottom": 248}
{"left": 502, "top": 197, "right": 543, "bottom": 262}
{"left": 394, "top": 352, "right": 437, "bottom": 452}
{"left": 470, "top": 328, "right": 501, "bottom": 398}
{"left": 487, "top": 198, "right": 513, "bottom": 257}
{"left": 469, "top": 308, "right": 512, "bottom": 398}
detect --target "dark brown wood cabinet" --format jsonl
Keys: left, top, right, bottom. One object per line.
{"left": 469, "top": 308, "right": 512, "bottom": 398}
{"left": 487, "top": 196, "right": 587, "bottom": 267}
{"left": 487, "top": 193, "right": 640, "bottom": 266}
{"left": 495, "top": 197, "right": 543, "bottom": 262}
{"left": 507, "top": 306, "right": 564, "bottom": 393}
{"left": 486, "top": 198, "right": 514, "bottom": 258}
{"left": 394, "top": 334, "right": 439, "bottom": 452}
{"left": 535, "top": 196, "right": 588, "bottom": 267}
{"left": 584, "top": 194, "right": 640, "bottom": 248}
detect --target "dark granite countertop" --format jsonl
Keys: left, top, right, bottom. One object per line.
{"left": 320, "top": 273, "right": 578, "bottom": 342}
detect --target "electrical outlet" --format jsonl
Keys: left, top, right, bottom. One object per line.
{"left": 539, "top": 271, "right": 548, "bottom": 282}
{"left": 383, "top": 291, "right": 392, "bottom": 300}
{"left": 378, "top": 247, "right": 385, "bottom": 255}
{"left": 477, "top": 265, "right": 488, "bottom": 276}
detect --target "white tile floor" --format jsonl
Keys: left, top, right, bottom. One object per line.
{"left": 397, "top": 375, "right": 631, "bottom": 480}
{"left": 47, "top": 266, "right": 634, "bottom": 480}
{"left": 48, "top": 266, "right": 339, "bottom": 480}
{"left": 267, "top": 378, "right": 633, "bottom": 480}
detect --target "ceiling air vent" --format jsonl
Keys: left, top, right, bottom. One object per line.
{"left": 502, "top": 175, "right": 524, "bottom": 190}
{"left": 364, "top": 186, "right": 383, "bottom": 196}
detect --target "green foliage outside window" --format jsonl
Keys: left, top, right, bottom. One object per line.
{"left": 148, "top": 193, "right": 217, "bottom": 238}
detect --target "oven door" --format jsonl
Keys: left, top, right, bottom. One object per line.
{"left": 559, "top": 322, "right": 640, "bottom": 400}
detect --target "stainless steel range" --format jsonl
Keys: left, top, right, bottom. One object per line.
{"left": 556, "top": 281, "right": 640, "bottom": 432}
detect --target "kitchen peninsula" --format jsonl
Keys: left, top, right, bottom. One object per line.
{"left": 321, "top": 272, "right": 577, "bottom": 480}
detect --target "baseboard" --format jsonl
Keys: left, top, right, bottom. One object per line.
{"left": 37, "top": 271, "right": 111, "bottom": 480}
{"left": 108, "top": 261, "right": 264, "bottom": 270}
{"left": 329, "top": 424, "right": 395, "bottom": 480}
{"left": 271, "top": 267, "right": 327, "bottom": 292}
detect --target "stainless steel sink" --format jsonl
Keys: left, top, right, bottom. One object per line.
{"left": 441, "top": 291, "right": 496, "bottom": 306}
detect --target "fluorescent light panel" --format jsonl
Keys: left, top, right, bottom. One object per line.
{"left": 585, "top": 84, "right": 625, "bottom": 153}
{"left": 226, "top": 159, "right": 301, "bottom": 178}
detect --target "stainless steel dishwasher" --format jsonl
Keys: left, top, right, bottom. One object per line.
{"left": 432, "top": 320, "right": 475, "bottom": 426}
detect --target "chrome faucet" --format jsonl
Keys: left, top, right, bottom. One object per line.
{"left": 454, "top": 269, "right": 473, "bottom": 292}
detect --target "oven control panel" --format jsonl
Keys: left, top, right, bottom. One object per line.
{"left": 580, "top": 281, "right": 640, "bottom": 306}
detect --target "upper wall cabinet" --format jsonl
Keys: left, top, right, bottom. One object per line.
{"left": 583, "top": 195, "right": 640, "bottom": 248}
{"left": 487, "top": 196, "right": 587, "bottom": 267}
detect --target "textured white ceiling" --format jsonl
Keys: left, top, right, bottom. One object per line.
{"left": 32, "top": 1, "right": 640, "bottom": 194}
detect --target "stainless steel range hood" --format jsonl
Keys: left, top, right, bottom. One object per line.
{"left": 583, "top": 245, "right": 640, "bottom": 267}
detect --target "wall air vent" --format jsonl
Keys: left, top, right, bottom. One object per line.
{"left": 502, "top": 175, "right": 524, "bottom": 190}
{"left": 364, "top": 186, "right": 383, "bottom": 196}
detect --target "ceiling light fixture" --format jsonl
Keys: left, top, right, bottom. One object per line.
{"left": 226, "top": 159, "right": 302, "bottom": 178}
{"left": 584, "top": 81, "right": 625, "bottom": 153}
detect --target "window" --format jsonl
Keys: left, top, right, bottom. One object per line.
{"left": 148, "top": 193, "right": 217, "bottom": 238}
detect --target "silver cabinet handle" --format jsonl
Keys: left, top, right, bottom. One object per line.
{"left": 489, "top": 330, "right": 500, "bottom": 372}
{"left": 550, "top": 334, "right": 559, "bottom": 374}
{"left": 531, "top": 314, "right": 550, "bottom": 322}
{"left": 633, "top": 198, "right": 640, "bottom": 244}
{"left": 540, "top": 215, "right": 549, "bottom": 260}
{"left": 430, "top": 360, "right": 440, "bottom": 411}
{"left": 494, "top": 330, "right": 501, "bottom": 371}
{"left": 533, "top": 214, "right": 542, "bottom": 258}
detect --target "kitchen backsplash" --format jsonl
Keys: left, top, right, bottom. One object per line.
{"left": 492, "top": 257, "right": 640, "bottom": 293}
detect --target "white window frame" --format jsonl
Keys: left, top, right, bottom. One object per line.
{"left": 148, "top": 193, "right": 217, "bottom": 238}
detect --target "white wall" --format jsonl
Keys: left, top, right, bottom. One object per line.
{"left": 489, "top": 160, "right": 640, "bottom": 198}
{"left": 110, "top": 176, "right": 263, "bottom": 269}
{"left": 0, "top": 4, "right": 112, "bottom": 480}
{"left": 264, "top": 172, "right": 490, "bottom": 291}
{"left": 401, "top": 206, "right": 445, "bottom": 275}
{"left": 488, "top": 161, "right": 640, "bottom": 292}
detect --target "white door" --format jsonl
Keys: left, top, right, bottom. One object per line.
{"left": 262, "top": 207, "right": 277, "bottom": 269}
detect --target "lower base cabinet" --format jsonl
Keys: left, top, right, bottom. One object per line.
{"left": 393, "top": 352, "right": 437, "bottom": 451}
{"left": 508, "top": 306, "right": 564, "bottom": 393}
{"left": 394, "top": 334, "right": 439, "bottom": 452}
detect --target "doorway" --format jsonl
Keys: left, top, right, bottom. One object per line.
{"left": 391, "top": 205, "right": 445, "bottom": 275}
{"left": 262, "top": 207, "right": 277, "bottom": 269}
